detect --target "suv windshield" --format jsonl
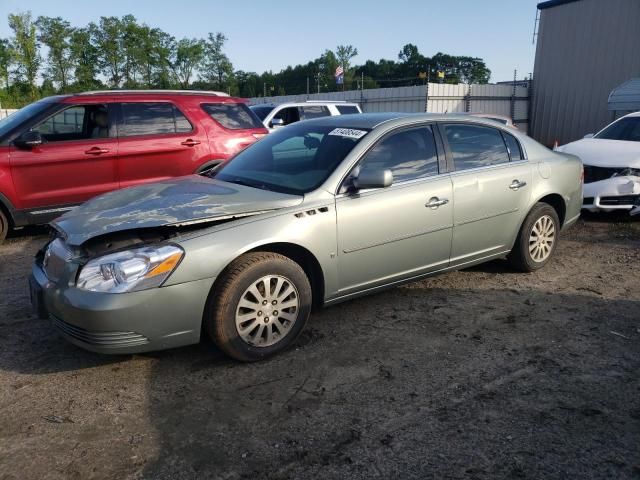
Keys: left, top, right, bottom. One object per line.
{"left": 0, "top": 101, "right": 53, "bottom": 140}
{"left": 249, "top": 105, "right": 274, "bottom": 121}
{"left": 215, "top": 123, "right": 370, "bottom": 195}
{"left": 596, "top": 116, "right": 640, "bottom": 142}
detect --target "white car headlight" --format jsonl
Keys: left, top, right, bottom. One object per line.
{"left": 76, "top": 244, "right": 184, "bottom": 293}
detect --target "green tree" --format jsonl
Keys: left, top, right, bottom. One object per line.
{"left": 171, "top": 38, "right": 204, "bottom": 89}
{"left": 69, "top": 25, "right": 101, "bottom": 90}
{"left": 0, "top": 38, "right": 11, "bottom": 89}
{"left": 8, "top": 12, "right": 40, "bottom": 100}
{"left": 36, "top": 16, "right": 74, "bottom": 90}
{"left": 200, "top": 32, "right": 233, "bottom": 90}
{"left": 94, "top": 16, "right": 125, "bottom": 87}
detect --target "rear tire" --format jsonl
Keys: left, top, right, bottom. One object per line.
{"left": 0, "top": 209, "right": 8, "bottom": 244}
{"left": 508, "top": 202, "right": 560, "bottom": 272}
{"left": 205, "top": 252, "right": 312, "bottom": 362}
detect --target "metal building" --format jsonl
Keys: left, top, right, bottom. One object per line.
{"left": 530, "top": 0, "right": 640, "bottom": 146}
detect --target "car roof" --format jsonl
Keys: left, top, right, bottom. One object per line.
{"left": 250, "top": 101, "right": 360, "bottom": 108}
{"left": 622, "top": 111, "right": 640, "bottom": 118}
{"left": 43, "top": 90, "right": 246, "bottom": 103}
{"left": 300, "top": 112, "right": 496, "bottom": 129}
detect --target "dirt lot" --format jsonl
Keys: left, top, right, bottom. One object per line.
{"left": 0, "top": 215, "right": 639, "bottom": 480}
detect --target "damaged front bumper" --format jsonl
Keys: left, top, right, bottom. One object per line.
{"left": 30, "top": 260, "right": 216, "bottom": 354}
{"left": 582, "top": 175, "right": 640, "bottom": 215}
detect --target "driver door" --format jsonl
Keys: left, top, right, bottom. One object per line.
{"left": 9, "top": 103, "right": 118, "bottom": 210}
{"left": 336, "top": 125, "right": 453, "bottom": 295}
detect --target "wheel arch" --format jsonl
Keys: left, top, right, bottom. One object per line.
{"left": 208, "top": 241, "right": 326, "bottom": 311}
{"left": 534, "top": 193, "right": 566, "bottom": 226}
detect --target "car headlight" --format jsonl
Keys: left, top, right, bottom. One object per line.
{"left": 76, "top": 244, "right": 184, "bottom": 293}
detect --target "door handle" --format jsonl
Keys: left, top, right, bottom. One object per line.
{"left": 84, "top": 147, "right": 109, "bottom": 155}
{"left": 426, "top": 197, "right": 449, "bottom": 209}
{"left": 181, "top": 139, "right": 201, "bottom": 147}
{"left": 509, "top": 179, "right": 527, "bottom": 190}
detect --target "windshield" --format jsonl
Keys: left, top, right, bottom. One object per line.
{"left": 596, "top": 116, "right": 640, "bottom": 142}
{"left": 215, "top": 123, "right": 370, "bottom": 195}
{"left": 0, "top": 101, "right": 52, "bottom": 139}
{"left": 249, "top": 105, "right": 274, "bottom": 121}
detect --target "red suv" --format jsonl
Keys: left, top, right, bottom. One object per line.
{"left": 0, "top": 90, "right": 267, "bottom": 242}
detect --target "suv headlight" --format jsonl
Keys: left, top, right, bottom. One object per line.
{"left": 77, "top": 244, "right": 184, "bottom": 293}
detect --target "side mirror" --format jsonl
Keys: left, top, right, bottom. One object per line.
{"left": 583, "top": 133, "right": 595, "bottom": 139}
{"left": 15, "top": 130, "right": 43, "bottom": 149}
{"left": 270, "top": 118, "right": 284, "bottom": 128}
{"left": 353, "top": 168, "right": 393, "bottom": 190}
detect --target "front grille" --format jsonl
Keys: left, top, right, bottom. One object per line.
{"left": 599, "top": 195, "right": 640, "bottom": 206}
{"left": 583, "top": 165, "right": 625, "bottom": 184}
{"left": 583, "top": 197, "right": 594, "bottom": 205}
{"left": 42, "top": 238, "right": 73, "bottom": 283}
{"left": 52, "top": 316, "right": 149, "bottom": 348}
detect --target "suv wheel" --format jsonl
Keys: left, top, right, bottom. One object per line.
{"left": 0, "top": 209, "right": 8, "bottom": 244}
{"left": 508, "top": 202, "right": 560, "bottom": 272}
{"left": 206, "top": 252, "right": 312, "bottom": 361}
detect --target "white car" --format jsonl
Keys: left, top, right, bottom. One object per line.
{"left": 556, "top": 111, "right": 640, "bottom": 216}
{"left": 250, "top": 101, "right": 362, "bottom": 132}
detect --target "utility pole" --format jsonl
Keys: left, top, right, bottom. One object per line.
{"left": 306, "top": 76, "right": 310, "bottom": 96}
{"left": 263, "top": 82, "right": 266, "bottom": 97}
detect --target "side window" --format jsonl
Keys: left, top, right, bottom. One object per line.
{"left": 203, "top": 103, "right": 263, "bottom": 129}
{"left": 502, "top": 132, "right": 523, "bottom": 161}
{"left": 300, "top": 105, "right": 330, "bottom": 120}
{"left": 336, "top": 105, "right": 360, "bottom": 115}
{"left": 272, "top": 107, "right": 300, "bottom": 126}
{"left": 358, "top": 127, "right": 439, "bottom": 183}
{"left": 119, "top": 102, "right": 192, "bottom": 137}
{"left": 443, "top": 124, "right": 510, "bottom": 171}
{"left": 32, "top": 104, "right": 110, "bottom": 142}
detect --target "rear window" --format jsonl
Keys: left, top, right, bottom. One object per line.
{"left": 336, "top": 105, "right": 360, "bottom": 115}
{"left": 119, "top": 102, "right": 192, "bottom": 137}
{"left": 203, "top": 103, "right": 263, "bottom": 130}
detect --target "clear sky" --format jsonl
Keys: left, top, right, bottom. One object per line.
{"left": 0, "top": 0, "right": 542, "bottom": 82}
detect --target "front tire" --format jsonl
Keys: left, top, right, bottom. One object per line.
{"left": 508, "top": 202, "right": 560, "bottom": 272}
{"left": 206, "top": 252, "right": 312, "bottom": 362}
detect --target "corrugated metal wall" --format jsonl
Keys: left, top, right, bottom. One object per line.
{"left": 531, "top": 0, "right": 640, "bottom": 146}
{"left": 0, "top": 109, "right": 17, "bottom": 119}
{"left": 250, "top": 83, "right": 529, "bottom": 132}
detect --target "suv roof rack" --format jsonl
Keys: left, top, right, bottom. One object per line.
{"left": 76, "top": 89, "right": 230, "bottom": 97}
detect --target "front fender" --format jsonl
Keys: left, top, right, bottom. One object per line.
{"left": 166, "top": 202, "right": 339, "bottom": 300}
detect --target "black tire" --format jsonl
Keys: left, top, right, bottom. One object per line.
{"left": 205, "top": 252, "right": 312, "bottom": 362}
{"left": 508, "top": 202, "right": 560, "bottom": 272}
{"left": 0, "top": 209, "right": 8, "bottom": 244}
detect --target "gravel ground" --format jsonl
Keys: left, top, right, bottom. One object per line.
{"left": 0, "top": 215, "right": 639, "bottom": 480}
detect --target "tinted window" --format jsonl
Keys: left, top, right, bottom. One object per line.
{"left": 502, "top": 132, "right": 523, "bottom": 160}
{"left": 444, "top": 124, "right": 510, "bottom": 170}
{"left": 119, "top": 103, "right": 192, "bottom": 137}
{"left": 336, "top": 105, "right": 360, "bottom": 115}
{"left": 358, "top": 127, "right": 439, "bottom": 182}
{"left": 203, "top": 103, "right": 263, "bottom": 129}
{"left": 301, "top": 105, "right": 330, "bottom": 119}
{"left": 595, "top": 117, "right": 640, "bottom": 142}
{"left": 32, "top": 104, "right": 110, "bottom": 142}
{"left": 0, "top": 101, "right": 52, "bottom": 140}
{"left": 216, "top": 123, "right": 369, "bottom": 195}
{"left": 249, "top": 105, "right": 274, "bottom": 121}
{"left": 272, "top": 107, "right": 300, "bottom": 126}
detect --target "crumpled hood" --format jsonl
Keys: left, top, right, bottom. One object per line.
{"left": 558, "top": 138, "right": 640, "bottom": 168}
{"left": 52, "top": 175, "right": 303, "bottom": 246}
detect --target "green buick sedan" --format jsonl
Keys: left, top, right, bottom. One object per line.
{"left": 30, "top": 113, "right": 583, "bottom": 361}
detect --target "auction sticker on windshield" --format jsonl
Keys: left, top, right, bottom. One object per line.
{"left": 328, "top": 128, "right": 368, "bottom": 139}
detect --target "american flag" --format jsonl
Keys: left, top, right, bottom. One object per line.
{"left": 335, "top": 66, "right": 344, "bottom": 77}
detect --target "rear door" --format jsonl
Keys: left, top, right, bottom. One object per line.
{"left": 440, "top": 122, "right": 532, "bottom": 265}
{"left": 116, "top": 101, "right": 210, "bottom": 189}
{"left": 9, "top": 103, "right": 118, "bottom": 210}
